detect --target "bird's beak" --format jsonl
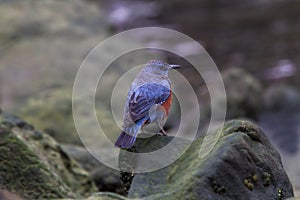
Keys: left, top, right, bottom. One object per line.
{"left": 169, "top": 64, "right": 180, "bottom": 69}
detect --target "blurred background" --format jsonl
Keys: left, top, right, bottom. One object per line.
{"left": 0, "top": 0, "right": 299, "bottom": 194}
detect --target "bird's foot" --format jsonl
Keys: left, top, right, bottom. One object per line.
{"left": 156, "top": 132, "right": 163, "bottom": 136}
{"left": 158, "top": 129, "right": 167, "bottom": 136}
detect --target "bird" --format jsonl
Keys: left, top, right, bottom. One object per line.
{"left": 114, "top": 60, "right": 180, "bottom": 148}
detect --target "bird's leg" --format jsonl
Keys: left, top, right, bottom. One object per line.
{"left": 141, "top": 126, "right": 144, "bottom": 133}
{"left": 157, "top": 121, "right": 167, "bottom": 136}
{"left": 159, "top": 128, "right": 167, "bottom": 136}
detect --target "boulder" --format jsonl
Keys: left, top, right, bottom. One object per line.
{"left": 61, "top": 144, "right": 125, "bottom": 195}
{"left": 19, "top": 89, "right": 81, "bottom": 145}
{"left": 0, "top": 124, "right": 75, "bottom": 199}
{"left": 259, "top": 84, "right": 300, "bottom": 154}
{"left": 119, "top": 120, "right": 294, "bottom": 200}
{"left": 0, "top": 111, "right": 97, "bottom": 198}
{"left": 221, "top": 67, "right": 263, "bottom": 120}
{"left": 19, "top": 88, "right": 121, "bottom": 147}
{"left": 259, "top": 84, "right": 300, "bottom": 190}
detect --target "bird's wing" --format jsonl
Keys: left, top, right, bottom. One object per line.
{"left": 128, "top": 83, "right": 170, "bottom": 123}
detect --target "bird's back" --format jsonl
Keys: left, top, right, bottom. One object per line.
{"left": 115, "top": 60, "right": 176, "bottom": 148}
{"left": 123, "top": 69, "right": 171, "bottom": 126}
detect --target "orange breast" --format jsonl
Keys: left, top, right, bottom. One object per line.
{"left": 161, "top": 93, "right": 172, "bottom": 116}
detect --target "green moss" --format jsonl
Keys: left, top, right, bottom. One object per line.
{"left": 123, "top": 120, "right": 294, "bottom": 200}
{"left": 20, "top": 89, "right": 80, "bottom": 144}
{"left": 244, "top": 178, "right": 254, "bottom": 191}
{"left": 210, "top": 179, "right": 226, "bottom": 194}
{"left": 262, "top": 172, "right": 272, "bottom": 187}
{"left": 252, "top": 173, "right": 258, "bottom": 182}
{"left": 277, "top": 188, "right": 283, "bottom": 200}
{"left": 0, "top": 109, "right": 98, "bottom": 198}
{"left": 0, "top": 128, "right": 75, "bottom": 199}
{"left": 20, "top": 88, "right": 120, "bottom": 146}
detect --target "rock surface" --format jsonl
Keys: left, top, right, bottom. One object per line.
{"left": 19, "top": 87, "right": 122, "bottom": 148}
{"left": 0, "top": 124, "right": 75, "bottom": 199}
{"left": 119, "top": 120, "right": 294, "bottom": 200}
{"left": 259, "top": 84, "right": 300, "bottom": 190}
{"left": 86, "top": 192, "right": 128, "bottom": 200}
{"left": 20, "top": 89, "right": 81, "bottom": 145}
{"left": 221, "top": 67, "right": 263, "bottom": 120}
{"left": 0, "top": 111, "right": 97, "bottom": 198}
{"left": 260, "top": 84, "right": 300, "bottom": 154}
{"left": 61, "top": 144, "right": 125, "bottom": 195}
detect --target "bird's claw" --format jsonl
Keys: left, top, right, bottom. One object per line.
{"left": 158, "top": 129, "right": 167, "bottom": 136}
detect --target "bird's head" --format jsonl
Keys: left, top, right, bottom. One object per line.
{"left": 142, "top": 60, "right": 180, "bottom": 76}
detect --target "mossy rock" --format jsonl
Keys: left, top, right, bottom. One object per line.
{"left": 19, "top": 88, "right": 81, "bottom": 145}
{"left": 222, "top": 67, "right": 263, "bottom": 120}
{"left": 61, "top": 144, "right": 125, "bottom": 195}
{"left": 0, "top": 124, "right": 75, "bottom": 199}
{"left": 19, "top": 88, "right": 120, "bottom": 146}
{"left": 119, "top": 120, "right": 294, "bottom": 200}
{"left": 0, "top": 112, "right": 97, "bottom": 198}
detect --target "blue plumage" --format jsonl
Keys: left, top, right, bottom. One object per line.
{"left": 129, "top": 83, "right": 170, "bottom": 123}
{"left": 115, "top": 60, "right": 179, "bottom": 149}
{"left": 115, "top": 83, "right": 170, "bottom": 148}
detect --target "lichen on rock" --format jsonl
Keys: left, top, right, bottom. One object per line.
{"left": 0, "top": 123, "right": 75, "bottom": 199}
{"left": 61, "top": 144, "right": 125, "bottom": 195}
{"left": 0, "top": 111, "right": 97, "bottom": 198}
{"left": 19, "top": 89, "right": 80, "bottom": 145}
{"left": 119, "top": 120, "right": 294, "bottom": 200}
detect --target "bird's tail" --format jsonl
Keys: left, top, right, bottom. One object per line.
{"left": 115, "top": 117, "right": 147, "bottom": 148}
{"left": 114, "top": 131, "right": 137, "bottom": 149}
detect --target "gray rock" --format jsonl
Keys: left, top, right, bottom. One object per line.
{"left": 86, "top": 192, "right": 128, "bottom": 200}
{"left": 61, "top": 144, "right": 125, "bottom": 195}
{"left": 19, "top": 89, "right": 81, "bottom": 145}
{"left": 0, "top": 123, "right": 76, "bottom": 199}
{"left": 0, "top": 111, "right": 97, "bottom": 198}
{"left": 119, "top": 120, "right": 294, "bottom": 200}
{"left": 263, "top": 84, "right": 300, "bottom": 112}
{"left": 259, "top": 84, "right": 300, "bottom": 154}
{"left": 222, "top": 67, "right": 263, "bottom": 120}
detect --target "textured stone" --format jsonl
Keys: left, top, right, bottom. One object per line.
{"left": 61, "top": 144, "right": 125, "bottom": 195}
{"left": 87, "top": 192, "right": 128, "bottom": 200}
{"left": 120, "top": 120, "right": 294, "bottom": 200}
{"left": 0, "top": 124, "right": 75, "bottom": 199}
{"left": 259, "top": 85, "right": 300, "bottom": 154}
{"left": 0, "top": 111, "right": 97, "bottom": 198}
{"left": 222, "top": 67, "right": 263, "bottom": 120}
{"left": 19, "top": 89, "right": 80, "bottom": 145}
